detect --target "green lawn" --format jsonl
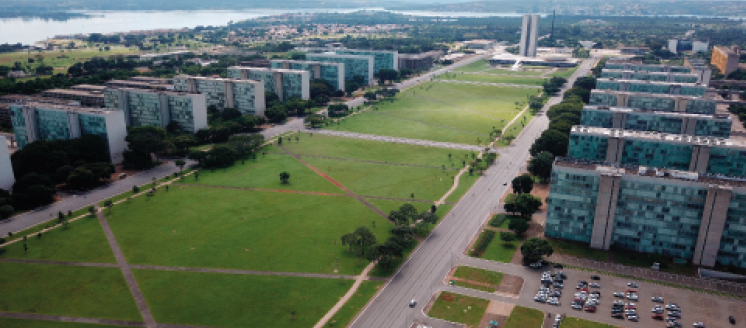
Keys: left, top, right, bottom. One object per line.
{"left": 365, "top": 199, "right": 434, "bottom": 217}
{"left": 436, "top": 72, "right": 546, "bottom": 86}
{"left": 497, "top": 109, "right": 535, "bottom": 147}
{"left": 550, "top": 66, "right": 580, "bottom": 79}
{"left": 281, "top": 133, "right": 474, "bottom": 167}
{"left": 503, "top": 306, "right": 544, "bottom": 328}
{"left": 488, "top": 214, "right": 519, "bottom": 229}
{"left": 483, "top": 68, "right": 547, "bottom": 76}
{"left": 0, "top": 214, "right": 114, "bottom": 263}
{"left": 453, "top": 266, "right": 504, "bottom": 286}
{"left": 327, "top": 281, "right": 383, "bottom": 327}
{"left": 446, "top": 172, "right": 480, "bottom": 203}
{"left": 134, "top": 270, "right": 353, "bottom": 328}
{"left": 0, "top": 262, "right": 141, "bottom": 321}
{"left": 180, "top": 152, "right": 340, "bottom": 193}
{"left": 547, "top": 239, "right": 610, "bottom": 261}
{"left": 105, "top": 187, "right": 394, "bottom": 275}
{"left": 480, "top": 233, "right": 519, "bottom": 263}
{"left": 452, "top": 59, "right": 490, "bottom": 72}
{"left": 614, "top": 251, "right": 693, "bottom": 276}
{"left": 0, "top": 319, "right": 131, "bottom": 328}
{"left": 427, "top": 292, "right": 488, "bottom": 326}
{"left": 0, "top": 47, "right": 137, "bottom": 70}
{"left": 326, "top": 82, "right": 536, "bottom": 145}
{"left": 560, "top": 317, "right": 619, "bottom": 328}
{"left": 305, "top": 158, "right": 460, "bottom": 201}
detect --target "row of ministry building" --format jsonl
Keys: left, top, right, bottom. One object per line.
{"left": 545, "top": 59, "right": 746, "bottom": 269}
{"left": 1, "top": 49, "right": 400, "bottom": 172}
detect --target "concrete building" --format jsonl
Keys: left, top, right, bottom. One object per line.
{"left": 488, "top": 53, "right": 579, "bottom": 68}
{"left": 41, "top": 88, "right": 105, "bottom": 107}
{"left": 519, "top": 14, "right": 539, "bottom": 58}
{"left": 568, "top": 126, "right": 746, "bottom": 177}
{"left": 619, "top": 47, "right": 650, "bottom": 55}
{"left": 106, "top": 79, "right": 174, "bottom": 91}
{"left": 546, "top": 157, "right": 746, "bottom": 268}
{"left": 580, "top": 105, "right": 731, "bottom": 138}
{"left": 589, "top": 90, "right": 717, "bottom": 114}
{"left": 0, "top": 95, "right": 87, "bottom": 125}
{"left": 240, "top": 59, "right": 271, "bottom": 68}
{"left": 305, "top": 53, "right": 375, "bottom": 85}
{"left": 138, "top": 51, "right": 193, "bottom": 64}
{"left": 600, "top": 69, "right": 710, "bottom": 86}
{"left": 103, "top": 88, "right": 208, "bottom": 133}
{"left": 269, "top": 59, "right": 345, "bottom": 91}
{"left": 595, "top": 79, "right": 707, "bottom": 97}
{"left": 172, "top": 76, "right": 266, "bottom": 116}
{"left": 464, "top": 40, "right": 496, "bottom": 50}
{"left": 9, "top": 103, "right": 127, "bottom": 163}
{"left": 226, "top": 67, "right": 310, "bottom": 101}
{"left": 668, "top": 39, "right": 708, "bottom": 54}
{"left": 0, "top": 136, "right": 13, "bottom": 191}
{"left": 398, "top": 51, "right": 443, "bottom": 70}
{"left": 605, "top": 61, "right": 697, "bottom": 73}
{"left": 712, "top": 46, "right": 741, "bottom": 76}
{"left": 334, "top": 49, "right": 399, "bottom": 73}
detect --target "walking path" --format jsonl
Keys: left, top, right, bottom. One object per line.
{"left": 302, "top": 130, "right": 485, "bottom": 152}
{"left": 264, "top": 152, "right": 463, "bottom": 171}
{"left": 312, "top": 262, "right": 377, "bottom": 328}
{"left": 435, "top": 80, "right": 544, "bottom": 89}
{"left": 97, "top": 211, "right": 157, "bottom": 328}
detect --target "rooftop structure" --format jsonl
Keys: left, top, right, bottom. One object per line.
{"left": 106, "top": 80, "right": 174, "bottom": 91}
{"left": 226, "top": 67, "right": 310, "bottom": 101}
{"left": 270, "top": 60, "right": 345, "bottom": 92}
{"left": 618, "top": 47, "right": 650, "bottom": 55}
{"left": 569, "top": 126, "right": 746, "bottom": 177}
{"left": 589, "top": 90, "right": 717, "bottom": 114}
{"left": 605, "top": 60, "right": 697, "bottom": 73}
{"left": 70, "top": 84, "right": 108, "bottom": 92}
{"left": 547, "top": 156, "right": 746, "bottom": 268}
{"left": 172, "top": 76, "right": 266, "bottom": 116}
{"left": 712, "top": 46, "right": 741, "bottom": 76}
{"left": 464, "top": 40, "right": 496, "bottom": 50}
{"left": 305, "top": 53, "right": 375, "bottom": 85}
{"left": 9, "top": 103, "right": 127, "bottom": 163}
{"left": 595, "top": 78, "right": 707, "bottom": 97}
{"left": 488, "top": 53, "right": 579, "bottom": 68}
{"left": 41, "top": 88, "right": 105, "bottom": 107}
{"left": 128, "top": 77, "right": 173, "bottom": 84}
{"left": 668, "top": 39, "right": 708, "bottom": 54}
{"left": 581, "top": 105, "right": 731, "bottom": 138}
{"left": 0, "top": 136, "right": 13, "bottom": 191}
{"left": 600, "top": 69, "right": 710, "bottom": 86}
{"left": 519, "top": 15, "right": 539, "bottom": 58}
{"left": 104, "top": 88, "right": 208, "bottom": 133}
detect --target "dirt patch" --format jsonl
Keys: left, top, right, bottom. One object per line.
{"left": 440, "top": 292, "right": 456, "bottom": 302}
{"left": 495, "top": 274, "right": 523, "bottom": 296}
{"left": 478, "top": 301, "right": 513, "bottom": 328}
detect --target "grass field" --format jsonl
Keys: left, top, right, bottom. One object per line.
{"left": 446, "top": 172, "right": 481, "bottom": 203}
{"left": 453, "top": 266, "right": 504, "bottom": 286}
{"left": 134, "top": 270, "right": 354, "bottom": 328}
{"left": 453, "top": 59, "right": 490, "bottom": 72}
{"left": 550, "top": 66, "right": 580, "bottom": 79}
{"left": 0, "top": 262, "right": 141, "bottom": 321}
{"left": 0, "top": 48, "right": 137, "bottom": 70}
{"left": 482, "top": 68, "right": 547, "bottom": 76}
{"left": 327, "top": 281, "right": 383, "bottom": 327}
{"left": 105, "top": 187, "right": 395, "bottom": 275}
{"left": 497, "top": 110, "right": 535, "bottom": 147}
{"left": 436, "top": 72, "right": 546, "bottom": 86}
{"left": 560, "top": 317, "right": 619, "bottom": 328}
{"left": 480, "top": 233, "right": 519, "bottom": 263}
{"left": 547, "top": 239, "right": 610, "bottom": 261}
{"left": 503, "top": 306, "right": 544, "bottom": 328}
{"left": 0, "top": 214, "right": 114, "bottom": 263}
{"left": 326, "top": 82, "right": 536, "bottom": 145}
{"left": 428, "top": 292, "right": 489, "bottom": 326}
{"left": 0, "top": 319, "right": 130, "bottom": 328}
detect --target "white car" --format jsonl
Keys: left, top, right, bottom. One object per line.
{"left": 693, "top": 322, "right": 705, "bottom": 328}
{"left": 628, "top": 282, "right": 639, "bottom": 288}
{"left": 652, "top": 296, "right": 664, "bottom": 303}
{"left": 627, "top": 293, "right": 639, "bottom": 300}
{"left": 628, "top": 315, "right": 639, "bottom": 322}
{"left": 613, "top": 292, "right": 624, "bottom": 298}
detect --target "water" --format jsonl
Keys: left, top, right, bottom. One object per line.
{"left": 0, "top": 9, "right": 529, "bottom": 45}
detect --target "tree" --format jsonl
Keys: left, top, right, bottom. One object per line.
{"left": 314, "top": 94, "right": 330, "bottom": 106}
{"left": 265, "top": 104, "right": 287, "bottom": 123}
{"left": 124, "top": 126, "right": 168, "bottom": 169}
{"left": 508, "top": 218, "right": 530, "bottom": 237}
{"left": 499, "top": 231, "right": 516, "bottom": 242}
{"left": 364, "top": 91, "right": 377, "bottom": 101}
{"left": 573, "top": 76, "right": 597, "bottom": 91}
{"left": 505, "top": 193, "right": 543, "bottom": 218}
{"left": 279, "top": 171, "right": 290, "bottom": 184}
{"left": 529, "top": 129, "right": 569, "bottom": 157}
{"left": 528, "top": 151, "right": 554, "bottom": 183}
{"left": 304, "top": 114, "right": 326, "bottom": 128}
{"left": 175, "top": 160, "right": 186, "bottom": 171}
{"left": 341, "top": 233, "right": 356, "bottom": 252}
{"left": 511, "top": 173, "right": 534, "bottom": 194}
{"left": 377, "top": 68, "right": 399, "bottom": 83}
{"left": 203, "top": 145, "right": 238, "bottom": 168}
{"left": 66, "top": 167, "right": 97, "bottom": 190}
{"left": 521, "top": 238, "right": 554, "bottom": 263}
{"left": 228, "top": 134, "right": 265, "bottom": 158}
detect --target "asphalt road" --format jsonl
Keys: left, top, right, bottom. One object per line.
{"left": 349, "top": 57, "right": 599, "bottom": 328}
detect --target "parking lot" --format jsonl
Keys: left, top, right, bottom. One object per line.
{"left": 528, "top": 265, "right": 746, "bottom": 328}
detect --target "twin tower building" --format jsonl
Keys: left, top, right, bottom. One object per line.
{"left": 8, "top": 49, "right": 398, "bottom": 164}
{"left": 545, "top": 59, "right": 746, "bottom": 269}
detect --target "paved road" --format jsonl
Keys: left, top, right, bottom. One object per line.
{"left": 304, "top": 129, "right": 486, "bottom": 152}
{"left": 349, "top": 56, "right": 599, "bottom": 328}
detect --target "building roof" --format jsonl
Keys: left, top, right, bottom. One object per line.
{"left": 227, "top": 66, "right": 310, "bottom": 74}
{"left": 128, "top": 76, "right": 173, "bottom": 84}
{"left": 554, "top": 156, "right": 746, "bottom": 188}
{"left": 590, "top": 89, "right": 716, "bottom": 101}
{"left": 571, "top": 125, "right": 745, "bottom": 149}
{"left": 108, "top": 87, "right": 200, "bottom": 97}
{"left": 42, "top": 89, "right": 105, "bottom": 98}
{"left": 268, "top": 59, "right": 344, "bottom": 67}
{"left": 71, "top": 84, "right": 107, "bottom": 91}
{"left": 602, "top": 69, "right": 697, "bottom": 76}
{"left": 583, "top": 105, "right": 730, "bottom": 120}
{"left": 173, "top": 75, "right": 262, "bottom": 84}
{"left": 597, "top": 78, "right": 704, "bottom": 87}
{"left": 17, "top": 102, "right": 117, "bottom": 115}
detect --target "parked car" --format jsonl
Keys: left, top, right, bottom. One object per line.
{"left": 585, "top": 305, "right": 596, "bottom": 312}
{"left": 627, "top": 293, "right": 638, "bottom": 301}
{"left": 590, "top": 283, "right": 601, "bottom": 288}
{"left": 614, "top": 292, "right": 624, "bottom": 298}
{"left": 591, "top": 275, "right": 600, "bottom": 280}
{"left": 665, "top": 303, "right": 679, "bottom": 310}
{"left": 628, "top": 282, "right": 638, "bottom": 288}
{"left": 653, "top": 313, "right": 664, "bottom": 320}
{"left": 693, "top": 322, "right": 705, "bottom": 328}
{"left": 668, "top": 312, "right": 681, "bottom": 318}
{"left": 667, "top": 321, "right": 682, "bottom": 328}
{"left": 628, "top": 315, "right": 639, "bottom": 322}
{"left": 572, "top": 304, "right": 582, "bottom": 310}
{"left": 553, "top": 263, "right": 563, "bottom": 269}
{"left": 611, "top": 313, "right": 624, "bottom": 319}
{"left": 729, "top": 316, "right": 735, "bottom": 325}
{"left": 652, "top": 296, "right": 664, "bottom": 303}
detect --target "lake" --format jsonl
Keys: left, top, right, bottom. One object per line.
{"left": 0, "top": 9, "right": 526, "bottom": 45}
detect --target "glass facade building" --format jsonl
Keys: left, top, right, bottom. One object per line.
{"left": 9, "top": 103, "right": 128, "bottom": 163}
{"left": 226, "top": 67, "right": 310, "bottom": 101}
{"left": 269, "top": 60, "right": 345, "bottom": 91}
{"left": 589, "top": 90, "right": 717, "bottom": 114}
{"left": 580, "top": 106, "right": 731, "bottom": 138}
{"left": 104, "top": 88, "right": 208, "bottom": 133}
{"left": 334, "top": 49, "right": 398, "bottom": 73}
{"left": 305, "top": 54, "right": 375, "bottom": 85}
{"left": 600, "top": 70, "right": 700, "bottom": 84}
{"left": 172, "top": 76, "right": 265, "bottom": 116}
{"left": 596, "top": 79, "right": 707, "bottom": 97}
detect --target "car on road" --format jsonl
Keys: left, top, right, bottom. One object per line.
{"left": 591, "top": 275, "right": 600, "bottom": 280}
{"left": 614, "top": 292, "right": 624, "bottom": 298}
{"left": 628, "top": 282, "right": 639, "bottom": 288}
{"left": 409, "top": 299, "right": 417, "bottom": 308}
{"left": 652, "top": 296, "right": 664, "bottom": 303}
{"left": 693, "top": 322, "right": 705, "bottom": 328}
